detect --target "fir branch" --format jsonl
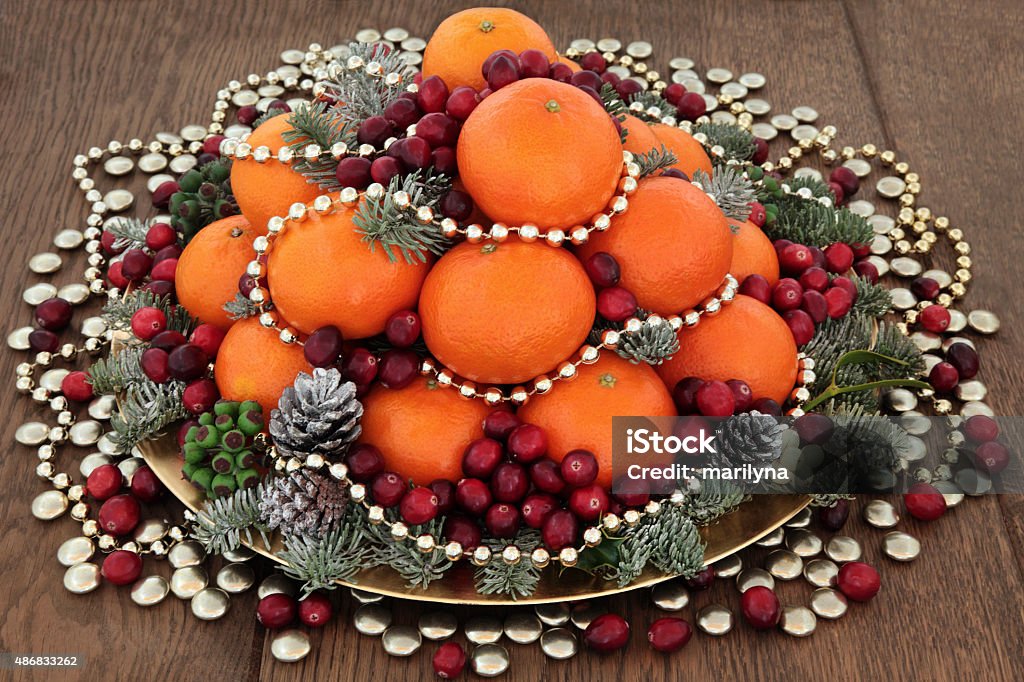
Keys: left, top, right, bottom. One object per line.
{"left": 810, "top": 494, "right": 854, "bottom": 508}
{"left": 188, "top": 483, "right": 271, "bottom": 555}
{"left": 613, "top": 504, "right": 706, "bottom": 586}
{"left": 279, "top": 514, "right": 371, "bottom": 596}
{"left": 787, "top": 175, "right": 833, "bottom": 199}
{"left": 282, "top": 100, "right": 357, "bottom": 191}
{"left": 106, "top": 217, "right": 153, "bottom": 251}
{"left": 599, "top": 83, "right": 628, "bottom": 144}
{"left": 766, "top": 197, "right": 873, "bottom": 248}
{"left": 627, "top": 90, "right": 670, "bottom": 119}
{"left": 223, "top": 292, "right": 258, "bottom": 321}
{"left": 633, "top": 145, "right": 679, "bottom": 179}
{"left": 474, "top": 530, "right": 543, "bottom": 598}
{"left": 102, "top": 289, "right": 197, "bottom": 335}
{"left": 676, "top": 479, "right": 747, "bottom": 526}
{"left": 87, "top": 346, "right": 147, "bottom": 394}
{"left": 364, "top": 517, "right": 452, "bottom": 589}
{"left": 851, "top": 277, "right": 892, "bottom": 318}
{"left": 109, "top": 379, "right": 188, "bottom": 452}
{"left": 352, "top": 171, "right": 453, "bottom": 264}
{"left": 693, "top": 167, "right": 756, "bottom": 221}
{"left": 693, "top": 121, "right": 757, "bottom": 163}
{"left": 616, "top": 315, "right": 680, "bottom": 365}
{"left": 320, "top": 42, "right": 413, "bottom": 126}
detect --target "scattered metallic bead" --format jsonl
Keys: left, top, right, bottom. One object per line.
{"left": 713, "top": 553, "right": 743, "bottom": 578}
{"left": 882, "top": 531, "right": 921, "bottom": 562}
{"left": 350, "top": 587, "right": 384, "bottom": 603}
{"left": 955, "top": 468, "right": 992, "bottom": 496}
{"left": 418, "top": 611, "right": 458, "bottom": 641}
{"left": 57, "top": 537, "right": 95, "bottom": 567}
{"left": 131, "top": 575, "right": 170, "bottom": 606}
{"left": 803, "top": 558, "right": 839, "bottom": 588}
{"left": 967, "top": 309, "right": 1000, "bottom": 334}
{"left": 809, "top": 587, "right": 848, "bottom": 619}
{"left": 23, "top": 282, "right": 58, "bottom": 305}
{"left": 171, "top": 566, "right": 209, "bottom": 600}
{"left": 69, "top": 420, "right": 102, "bottom": 446}
{"left": 696, "top": 604, "right": 734, "bottom": 636}
{"left": 257, "top": 574, "right": 296, "bottom": 599}
{"left": 271, "top": 629, "right": 311, "bottom": 662}
{"left": 825, "top": 536, "right": 863, "bottom": 563}
{"left": 534, "top": 602, "right": 571, "bottom": 626}
{"left": 755, "top": 527, "right": 785, "bottom": 547}
{"left": 16, "top": 422, "right": 49, "bottom": 446}
{"left": 503, "top": 612, "right": 543, "bottom": 644}
{"left": 785, "top": 528, "right": 823, "bottom": 557}
{"left": 221, "top": 545, "right": 256, "bottom": 562}
{"left": 216, "top": 562, "right": 255, "bottom": 593}
{"left": 785, "top": 507, "right": 812, "bottom": 528}
{"left": 465, "top": 616, "right": 504, "bottom": 644}
{"left": 955, "top": 380, "right": 988, "bottom": 402}
{"left": 540, "top": 627, "right": 578, "bottom": 659}
{"left": 6, "top": 326, "right": 32, "bottom": 350}
{"left": 863, "top": 499, "right": 900, "bottom": 528}
{"left": 63, "top": 562, "right": 102, "bottom": 594}
{"left": 381, "top": 625, "right": 422, "bottom": 657}
{"left": 354, "top": 603, "right": 392, "bottom": 635}
{"left": 780, "top": 606, "right": 817, "bottom": 637}
{"left": 651, "top": 580, "right": 690, "bottom": 611}
{"left": 29, "top": 252, "right": 62, "bottom": 274}
{"left": 569, "top": 602, "right": 607, "bottom": 630}
{"left": 931, "top": 480, "right": 965, "bottom": 507}
{"left": 885, "top": 388, "right": 919, "bottom": 412}
{"left": 736, "top": 568, "right": 775, "bottom": 593}
{"left": 31, "top": 490, "right": 68, "bottom": 520}
{"left": 765, "top": 549, "right": 803, "bottom": 580}
{"left": 471, "top": 643, "right": 510, "bottom": 677}
{"left": 168, "top": 540, "right": 205, "bottom": 568}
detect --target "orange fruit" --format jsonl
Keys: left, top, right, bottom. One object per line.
{"left": 266, "top": 200, "right": 431, "bottom": 339}
{"left": 650, "top": 123, "right": 713, "bottom": 178}
{"left": 214, "top": 317, "right": 312, "bottom": 416}
{"left": 656, "top": 295, "right": 798, "bottom": 404}
{"left": 230, "top": 114, "right": 324, "bottom": 234}
{"left": 621, "top": 114, "right": 661, "bottom": 155}
{"left": 422, "top": 7, "right": 557, "bottom": 91}
{"left": 518, "top": 353, "right": 677, "bottom": 489}
{"left": 176, "top": 215, "right": 255, "bottom": 331}
{"left": 457, "top": 79, "right": 622, "bottom": 229}
{"left": 729, "top": 219, "right": 780, "bottom": 286}
{"left": 575, "top": 176, "right": 733, "bottom": 314}
{"left": 419, "top": 239, "right": 595, "bottom": 384}
{"left": 359, "top": 377, "right": 493, "bottom": 486}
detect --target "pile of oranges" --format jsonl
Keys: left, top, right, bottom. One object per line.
{"left": 173, "top": 7, "right": 799, "bottom": 493}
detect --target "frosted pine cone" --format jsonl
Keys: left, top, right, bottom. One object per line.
{"left": 711, "top": 412, "right": 785, "bottom": 468}
{"left": 269, "top": 367, "right": 363, "bottom": 460}
{"left": 259, "top": 469, "right": 348, "bottom": 538}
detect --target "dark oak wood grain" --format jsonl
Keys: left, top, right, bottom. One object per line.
{"left": 1, "top": 1, "right": 1022, "bottom": 680}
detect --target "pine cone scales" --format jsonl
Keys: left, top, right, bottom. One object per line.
{"left": 712, "top": 413, "right": 785, "bottom": 467}
{"left": 270, "top": 368, "right": 363, "bottom": 459}
{"left": 259, "top": 469, "right": 348, "bottom": 538}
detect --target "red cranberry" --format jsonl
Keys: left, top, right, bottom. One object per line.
{"left": 483, "top": 409, "right": 522, "bottom": 441}
{"left": 910, "top": 276, "right": 940, "bottom": 301}
{"left": 612, "top": 475, "right": 650, "bottom": 507}
{"left": 672, "top": 377, "right": 704, "bottom": 414}
{"left": 346, "top": 444, "right": 385, "bottom": 482}
{"left": 549, "top": 62, "right": 574, "bottom": 82}
{"left": 780, "top": 244, "right": 814, "bottom": 274}
{"left": 919, "top": 304, "right": 951, "bottom": 333}
{"left": 615, "top": 78, "right": 643, "bottom": 100}
{"left": 98, "top": 494, "right": 141, "bottom": 535}
{"left": 28, "top": 329, "right": 59, "bottom": 353}
{"left": 388, "top": 136, "right": 432, "bottom": 170}
{"left": 370, "top": 156, "right": 404, "bottom": 185}
{"left": 945, "top": 342, "right": 979, "bottom": 379}
{"left": 491, "top": 462, "right": 529, "bottom": 502}
{"left": 739, "top": 274, "right": 771, "bottom": 305}
{"left": 508, "top": 424, "right": 548, "bottom": 463}
{"left": 416, "top": 113, "right": 460, "bottom": 148}
{"left": 430, "top": 479, "right": 456, "bottom": 514}
{"left": 130, "top": 465, "right": 164, "bottom": 503}
{"left": 521, "top": 493, "right": 558, "bottom": 529}
{"left": 236, "top": 104, "right": 259, "bottom": 125}
{"left": 455, "top": 478, "right": 492, "bottom": 516}
{"left": 257, "top": 593, "right": 297, "bottom": 629}
{"left": 561, "top": 450, "right": 599, "bottom": 487}
{"left": 377, "top": 349, "right": 419, "bottom": 389}
{"left": 385, "top": 310, "right": 421, "bottom": 348}
{"left": 687, "top": 566, "right": 715, "bottom": 590}
{"left": 446, "top": 86, "right": 480, "bottom": 121}
{"left": 929, "top": 362, "right": 959, "bottom": 393}
{"left": 167, "top": 343, "right": 208, "bottom": 381}
{"left": 748, "top": 200, "right": 767, "bottom": 226}
{"left": 418, "top": 76, "right": 450, "bottom": 113}
{"left": 583, "top": 614, "right": 630, "bottom": 653}
{"left": 741, "top": 585, "right": 781, "bottom": 630}
{"left": 150, "top": 330, "right": 186, "bottom": 352}
{"left": 445, "top": 514, "right": 483, "bottom": 549}
{"left": 440, "top": 190, "right": 474, "bottom": 221}
{"left": 35, "top": 297, "right": 73, "bottom": 331}
{"left": 87, "top": 464, "right": 124, "bottom": 501}
{"left": 771, "top": 278, "right": 803, "bottom": 311}
{"left": 784, "top": 309, "right": 816, "bottom": 346}
{"left": 975, "top": 441, "right": 1010, "bottom": 474}
{"left": 799, "top": 267, "right": 829, "bottom": 292}
{"left": 752, "top": 138, "right": 770, "bottom": 165}
{"left": 824, "top": 286, "right": 853, "bottom": 319}
{"left": 433, "top": 641, "right": 467, "bottom": 679}
{"left": 828, "top": 182, "right": 845, "bottom": 203}
{"left": 335, "top": 156, "right": 372, "bottom": 188}
{"left": 829, "top": 167, "right": 860, "bottom": 198}
{"left": 61, "top": 370, "right": 93, "bottom": 402}
{"left": 485, "top": 503, "right": 521, "bottom": 537}
{"left": 663, "top": 83, "right": 686, "bottom": 105}
{"left": 817, "top": 498, "right": 850, "bottom": 531}
{"left": 431, "top": 146, "right": 458, "bottom": 175}
{"left": 570, "top": 70, "right": 603, "bottom": 92}
{"left": 751, "top": 398, "right": 782, "bottom": 416}
{"left": 695, "top": 380, "right": 734, "bottom": 417}
{"left": 834, "top": 561, "right": 880, "bottom": 602}
{"left": 578, "top": 51, "right": 606, "bottom": 73}
{"left": 487, "top": 55, "right": 520, "bottom": 90}
{"left": 904, "top": 482, "right": 946, "bottom": 521}
{"left": 676, "top": 92, "right": 706, "bottom": 121}
{"left": 542, "top": 509, "right": 579, "bottom": 550}
{"left": 151, "top": 257, "right": 177, "bottom": 283}
{"left": 152, "top": 180, "right": 179, "bottom": 209}
{"left": 101, "top": 550, "right": 143, "bottom": 586}
{"left": 462, "top": 438, "right": 503, "bottom": 478}
{"left": 298, "top": 592, "right": 333, "bottom": 628}
{"left": 341, "top": 347, "right": 378, "bottom": 385}
{"left": 145, "top": 222, "right": 177, "bottom": 251}
{"left": 568, "top": 484, "right": 610, "bottom": 522}
{"left": 853, "top": 260, "right": 879, "bottom": 284}
{"left": 121, "top": 249, "right": 153, "bottom": 282}
{"left": 584, "top": 252, "right": 621, "bottom": 288}
{"left": 400, "top": 486, "right": 439, "bottom": 525}
{"left": 824, "top": 243, "right": 854, "bottom": 273}
{"left": 964, "top": 415, "right": 999, "bottom": 443}
{"left": 830, "top": 276, "right": 858, "bottom": 301}
{"left": 383, "top": 96, "right": 421, "bottom": 129}
{"left": 800, "top": 290, "right": 828, "bottom": 324}
{"left": 130, "top": 307, "right": 167, "bottom": 341}
{"left": 141, "top": 348, "right": 171, "bottom": 383}
{"left": 357, "top": 115, "right": 393, "bottom": 147}
{"left": 182, "top": 378, "right": 218, "bottom": 415}
{"left": 190, "top": 324, "right": 225, "bottom": 358}
{"left": 648, "top": 617, "right": 692, "bottom": 653}
{"left": 726, "top": 379, "right": 753, "bottom": 413}
{"left": 105, "top": 261, "right": 128, "bottom": 289}
{"left": 793, "top": 414, "right": 835, "bottom": 445}
{"left": 597, "top": 286, "right": 638, "bottom": 322}
{"left": 101, "top": 229, "right": 122, "bottom": 255}
{"left": 529, "top": 459, "right": 566, "bottom": 494}
{"left": 773, "top": 239, "right": 794, "bottom": 257}
{"left": 371, "top": 472, "right": 407, "bottom": 507}
{"left": 142, "top": 280, "right": 175, "bottom": 298}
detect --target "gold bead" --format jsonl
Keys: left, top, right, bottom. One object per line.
{"left": 778, "top": 157, "right": 793, "bottom": 169}
{"left": 904, "top": 309, "right": 918, "bottom": 324}
{"left": 907, "top": 181, "right": 921, "bottom": 194}
{"left": 937, "top": 293, "right": 953, "bottom": 307}
{"left": 798, "top": 138, "right": 813, "bottom": 150}
{"left": 955, "top": 242, "right": 971, "bottom": 255}
{"left": 619, "top": 55, "right": 634, "bottom": 67}
{"left": 915, "top": 207, "right": 932, "bottom": 221}
{"left": 789, "top": 146, "right": 803, "bottom": 158}
{"left": 861, "top": 144, "right": 877, "bottom": 157}
{"left": 947, "top": 228, "right": 963, "bottom": 242}
{"left": 821, "top": 149, "right": 838, "bottom": 163}
{"left": 653, "top": 80, "right": 667, "bottom": 91}
{"left": 950, "top": 282, "right": 967, "bottom": 297}
{"left": 899, "top": 194, "right": 915, "bottom": 207}
{"left": 905, "top": 172, "right": 920, "bottom": 183}
{"left": 841, "top": 146, "right": 856, "bottom": 159}
{"left": 898, "top": 208, "right": 915, "bottom": 224}
{"left": 894, "top": 161, "right": 910, "bottom": 175}
{"left": 730, "top": 102, "right": 745, "bottom": 115}
{"left": 956, "top": 255, "right": 972, "bottom": 269}
{"left": 880, "top": 150, "right": 896, "bottom": 164}
{"left": 955, "top": 268, "right": 971, "bottom": 283}
{"left": 895, "top": 240, "right": 912, "bottom": 254}
{"left": 633, "top": 61, "right": 647, "bottom": 74}
{"left": 922, "top": 231, "right": 937, "bottom": 244}
{"left": 935, "top": 216, "right": 949, "bottom": 230}
{"left": 889, "top": 228, "right": 905, "bottom": 241}
{"left": 911, "top": 220, "right": 928, "bottom": 234}
{"left": 914, "top": 239, "right": 931, "bottom": 253}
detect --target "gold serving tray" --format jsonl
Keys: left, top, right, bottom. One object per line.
{"left": 139, "top": 434, "right": 809, "bottom": 605}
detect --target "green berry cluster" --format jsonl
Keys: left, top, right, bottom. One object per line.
{"left": 182, "top": 400, "right": 264, "bottom": 499}
{"left": 170, "top": 158, "right": 238, "bottom": 243}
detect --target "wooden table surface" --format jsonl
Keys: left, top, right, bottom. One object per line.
{"left": 2, "top": 1, "right": 1023, "bottom": 680}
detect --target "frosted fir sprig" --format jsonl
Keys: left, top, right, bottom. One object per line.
{"left": 693, "top": 167, "right": 756, "bottom": 222}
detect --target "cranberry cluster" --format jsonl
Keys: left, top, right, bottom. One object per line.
{"left": 928, "top": 340, "right": 978, "bottom": 394}
{"left": 583, "top": 251, "right": 640, "bottom": 322}
{"left": 256, "top": 591, "right": 334, "bottom": 630}
{"left": 83, "top": 462, "right": 166, "bottom": 586}
{"left": 103, "top": 221, "right": 180, "bottom": 297}
{"left": 672, "top": 376, "right": 778, "bottom": 417}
